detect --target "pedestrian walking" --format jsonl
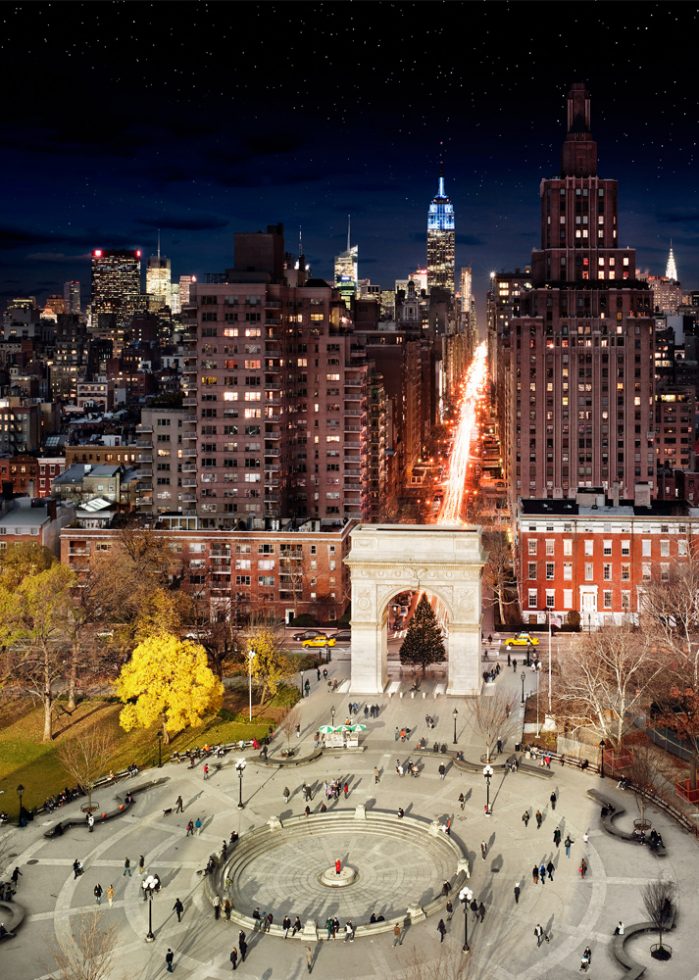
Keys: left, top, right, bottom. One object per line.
{"left": 397, "top": 806, "right": 404, "bottom": 818}
{"left": 306, "top": 945, "right": 314, "bottom": 973}
{"left": 446, "top": 899, "right": 454, "bottom": 920}
{"left": 326, "top": 916, "right": 334, "bottom": 939}
{"left": 317, "top": 667, "right": 321, "bottom": 681}
{"left": 72, "top": 859, "right": 82, "bottom": 879}
{"left": 442, "top": 879, "right": 452, "bottom": 896}
{"left": 186, "top": 820, "right": 194, "bottom": 837}
{"left": 514, "top": 881, "right": 521, "bottom": 904}
{"left": 580, "top": 946, "right": 592, "bottom": 972}
{"left": 546, "top": 860, "right": 555, "bottom": 881}
{"left": 106, "top": 884, "right": 114, "bottom": 907}
{"left": 579, "top": 857, "right": 588, "bottom": 878}
{"left": 522, "top": 809, "right": 530, "bottom": 828}
{"left": 224, "top": 898, "right": 232, "bottom": 920}
{"left": 437, "top": 918, "right": 447, "bottom": 942}
{"left": 395, "top": 726, "right": 400, "bottom": 741}
{"left": 344, "top": 920, "right": 355, "bottom": 942}
{"left": 283, "top": 786, "right": 290, "bottom": 804}
{"left": 480, "top": 840, "right": 488, "bottom": 860}
{"left": 230, "top": 946, "right": 238, "bottom": 971}
{"left": 296, "top": 723, "right": 301, "bottom": 739}
{"left": 539, "top": 863, "right": 546, "bottom": 885}
{"left": 553, "top": 827, "right": 561, "bottom": 848}
{"left": 343, "top": 782, "right": 349, "bottom": 799}
{"left": 374, "top": 766, "right": 380, "bottom": 784}
{"left": 564, "top": 834, "right": 573, "bottom": 857}
{"left": 195, "top": 817, "right": 203, "bottom": 835}
{"left": 304, "top": 805, "right": 311, "bottom": 817}
{"left": 173, "top": 897, "right": 184, "bottom": 922}
{"left": 265, "top": 912, "right": 273, "bottom": 932}
{"left": 94, "top": 883, "right": 103, "bottom": 906}
{"left": 214, "top": 895, "right": 221, "bottom": 919}
{"left": 459, "top": 792, "right": 465, "bottom": 810}
{"left": 123, "top": 857, "right": 132, "bottom": 877}
{"left": 393, "top": 922, "right": 402, "bottom": 946}
{"left": 438, "top": 763, "right": 446, "bottom": 780}
{"left": 550, "top": 790, "right": 557, "bottom": 810}
{"left": 238, "top": 931, "right": 247, "bottom": 962}
{"left": 534, "top": 923, "right": 544, "bottom": 947}
{"left": 175, "top": 795, "right": 184, "bottom": 813}
{"left": 87, "top": 813, "right": 95, "bottom": 833}
{"left": 532, "top": 865, "right": 539, "bottom": 884}
{"left": 165, "top": 948, "right": 174, "bottom": 973}
{"left": 203, "top": 763, "right": 210, "bottom": 780}
{"left": 583, "top": 830, "right": 589, "bottom": 845}
{"left": 478, "top": 901, "right": 486, "bottom": 923}
{"left": 138, "top": 854, "right": 145, "bottom": 875}
{"left": 496, "top": 737, "right": 503, "bottom": 755}
{"left": 535, "top": 809, "right": 543, "bottom": 828}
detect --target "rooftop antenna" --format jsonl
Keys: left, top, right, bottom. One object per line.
{"left": 347, "top": 214, "right": 351, "bottom": 252}
{"left": 298, "top": 225, "right": 303, "bottom": 260}
{"left": 157, "top": 228, "right": 161, "bottom": 260}
{"left": 438, "top": 141, "right": 445, "bottom": 197}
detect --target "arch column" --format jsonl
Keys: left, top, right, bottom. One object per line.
{"left": 345, "top": 524, "right": 484, "bottom": 696}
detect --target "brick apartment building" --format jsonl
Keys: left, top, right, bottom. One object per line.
{"left": 60, "top": 519, "right": 353, "bottom": 624}
{"left": 516, "top": 489, "right": 699, "bottom": 628}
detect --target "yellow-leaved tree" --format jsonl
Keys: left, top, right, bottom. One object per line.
{"left": 115, "top": 633, "right": 223, "bottom": 743}
{"left": 243, "top": 626, "right": 294, "bottom": 706}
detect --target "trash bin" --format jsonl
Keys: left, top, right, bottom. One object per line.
{"left": 514, "top": 742, "right": 521, "bottom": 752}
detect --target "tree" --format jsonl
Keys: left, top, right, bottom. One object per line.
{"left": 553, "top": 627, "right": 663, "bottom": 750}
{"left": 479, "top": 510, "right": 518, "bottom": 626}
{"left": 57, "top": 723, "right": 116, "bottom": 814}
{"left": 281, "top": 706, "right": 301, "bottom": 755}
{"left": 468, "top": 690, "right": 518, "bottom": 762}
{"left": 0, "top": 541, "right": 55, "bottom": 589}
{"left": 244, "top": 626, "right": 294, "bottom": 706}
{"left": 49, "top": 911, "right": 119, "bottom": 980}
{"left": 624, "top": 744, "right": 669, "bottom": 832}
{"left": 0, "top": 563, "right": 76, "bottom": 741}
{"left": 399, "top": 595, "right": 446, "bottom": 677}
{"left": 114, "top": 633, "right": 223, "bottom": 743}
{"left": 642, "top": 878, "right": 676, "bottom": 960}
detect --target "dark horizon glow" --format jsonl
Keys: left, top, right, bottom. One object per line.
{"left": 2, "top": 2, "right": 698, "bottom": 310}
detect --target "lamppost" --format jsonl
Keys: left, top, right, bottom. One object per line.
{"left": 156, "top": 730, "right": 163, "bottom": 769}
{"left": 483, "top": 764, "right": 494, "bottom": 815}
{"left": 235, "top": 759, "right": 246, "bottom": 809}
{"left": 452, "top": 707, "right": 458, "bottom": 745}
{"left": 300, "top": 670, "right": 305, "bottom": 697}
{"left": 142, "top": 874, "right": 158, "bottom": 941}
{"left": 599, "top": 739, "right": 606, "bottom": 779}
{"left": 16, "top": 784, "right": 24, "bottom": 827}
{"left": 330, "top": 705, "right": 336, "bottom": 727}
{"left": 520, "top": 671, "right": 526, "bottom": 705}
{"left": 459, "top": 885, "right": 473, "bottom": 952}
{"left": 247, "top": 649, "right": 255, "bottom": 722}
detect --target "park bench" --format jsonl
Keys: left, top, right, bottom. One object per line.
{"left": 611, "top": 909, "right": 676, "bottom": 979}
{"left": 387, "top": 681, "right": 401, "bottom": 699}
{"left": 586, "top": 789, "right": 667, "bottom": 856}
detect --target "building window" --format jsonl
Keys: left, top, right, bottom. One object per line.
{"left": 642, "top": 562, "right": 651, "bottom": 581}
{"left": 621, "top": 591, "right": 631, "bottom": 611}
{"left": 603, "top": 563, "right": 612, "bottom": 581}
{"left": 621, "top": 539, "right": 630, "bottom": 556}
{"left": 528, "top": 589, "right": 538, "bottom": 609}
{"left": 660, "top": 563, "right": 670, "bottom": 581}
{"left": 603, "top": 540, "right": 612, "bottom": 556}
{"left": 545, "top": 591, "right": 555, "bottom": 608}
{"left": 584, "top": 539, "right": 593, "bottom": 556}
{"left": 585, "top": 563, "right": 593, "bottom": 581}
{"left": 603, "top": 590, "right": 613, "bottom": 609}
{"left": 660, "top": 540, "right": 670, "bottom": 557}
{"left": 563, "top": 539, "right": 572, "bottom": 556}
{"left": 563, "top": 562, "right": 572, "bottom": 580}
{"left": 528, "top": 562, "right": 537, "bottom": 579}
{"left": 642, "top": 539, "right": 651, "bottom": 557}
{"left": 545, "top": 539, "right": 555, "bottom": 556}
{"left": 678, "top": 539, "right": 688, "bottom": 557}
{"left": 563, "top": 589, "right": 573, "bottom": 608}
{"left": 621, "top": 563, "right": 630, "bottom": 581}
{"left": 545, "top": 562, "right": 555, "bottom": 580}
{"left": 528, "top": 539, "right": 537, "bottom": 555}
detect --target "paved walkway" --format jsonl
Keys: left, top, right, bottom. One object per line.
{"left": 1, "top": 646, "right": 698, "bottom": 979}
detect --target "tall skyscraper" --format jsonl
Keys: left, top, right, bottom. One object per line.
{"left": 334, "top": 217, "right": 358, "bottom": 310}
{"left": 146, "top": 236, "right": 172, "bottom": 310}
{"left": 63, "top": 280, "right": 81, "bottom": 314}
{"left": 497, "top": 83, "right": 655, "bottom": 501}
{"left": 666, "top": 243, "right": 678, "bottom": 282}
{"left": 179, "top": 274, "right": 197, "bottom": 309}
{"left": 91, "top": 249, "right": 142, "bottom": 328}
{"left": 426, "top": 173, "right": 455, "bottom": 294}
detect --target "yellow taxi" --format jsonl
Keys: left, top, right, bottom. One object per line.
{"left": 301, "top": 635, "right": 336, "bottom": 648}
{"left": 505, "top": 632, "right": 540, "bottom": 648}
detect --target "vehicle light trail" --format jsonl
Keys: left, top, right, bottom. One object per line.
{"left": 439, "top": 341, "right": 488, "bottom": 524}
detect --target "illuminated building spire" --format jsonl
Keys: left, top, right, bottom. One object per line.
{"left": 666, "top": 241, "right": 678, "bottom": 281}
{"left": 427, "top": 149, "right": 455, "bottom": 294}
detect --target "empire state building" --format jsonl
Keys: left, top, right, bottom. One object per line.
{"left": 426, "top": 174, "right": 455, "bottom": 294}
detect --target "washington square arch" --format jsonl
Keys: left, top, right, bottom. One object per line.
{"left": 345, "top": 523, "right": 484, "bottom": 696}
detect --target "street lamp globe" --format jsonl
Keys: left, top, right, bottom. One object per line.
{"left": 235, "top": 758, "right": 246, "bottom": 809}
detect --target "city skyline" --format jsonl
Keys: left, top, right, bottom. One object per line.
{"left": 2, "top": 2, "right": 699, "bottom": 307}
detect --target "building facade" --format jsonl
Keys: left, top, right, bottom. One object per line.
{"left": 426, "top": 175, "right": 455, "bottom": 295}
{"left": 90, "top": 248, "right": 143, "bottom": 341}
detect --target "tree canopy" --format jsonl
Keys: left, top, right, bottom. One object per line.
{"left": 115, "top": 633, "right": 223, "bottom": 742}
{"left": 399, "top": 595, "right": 446, "bottom": 676}
{"left": 243, "top": 626, "right": 294, "bottom": 706}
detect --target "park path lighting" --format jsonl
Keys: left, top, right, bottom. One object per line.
{"left": 483, "top": 764, "right": 494, "bottom": 815}
{"left": 300, "top": 669, "right": 305, "bottom": 697}
{"left": 235, "top": 759, "right": 246, "bottom": 809}
{"left": 247, "top": 649, "right": 256, "bottom": 722}
{"left": 16, "top": 784, "right": 24, "bottom": 827}
{"left": 156, "top": 730, "right": 163, "bottom": 768}
{"left": 520, "top": 671, "right": 526, "bottom": 705}
{"left": 599, "top": 739, "right": 606, "bottom": 779}
{"left": 330, "top": 705, "right": 336, "bottom": 726}
{"left": 142, "top": 874, "right": 158, "bottom": 941}
{"left": 453, "top": 707, "right": 458, "bottom": 745}
{"left": 459, "top": 885, "right": 473, "bottom": 951}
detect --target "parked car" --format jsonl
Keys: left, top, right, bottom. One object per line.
{"left": 302, "top": 636, "right": 336, "bottom": 648}
{"left": 293, "top": 630, "right": 328, "bottom": 642}
{"left": 332, "top": 630, "right": 351, "bottom": 643}
{"left": 505, "top": 632, "right": 540, "bottom": 648}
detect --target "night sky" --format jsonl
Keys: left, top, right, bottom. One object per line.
{"left": 2, "top": 1, "right": 699, "bottom": 311}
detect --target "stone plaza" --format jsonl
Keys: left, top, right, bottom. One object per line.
{"left": 1, "top": 645, "right": 698, "bottom": 979}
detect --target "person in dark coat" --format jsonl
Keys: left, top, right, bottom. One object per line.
{"left": 437, "top": 918, "right": 447, "bottom": 942}
{"left": 165, "top": 948, "right": 174, "bottom": 973}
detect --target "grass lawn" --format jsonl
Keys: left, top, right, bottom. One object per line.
{"left": 0, "top": 686, "right": 294, "bottom": 818}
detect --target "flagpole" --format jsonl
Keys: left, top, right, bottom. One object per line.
{"left": 548, "top": 610, "right": 552, "bottom": 714}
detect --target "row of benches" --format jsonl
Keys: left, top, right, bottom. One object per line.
{"left": 387, "top": 681, "right": 446, "bottom": 699}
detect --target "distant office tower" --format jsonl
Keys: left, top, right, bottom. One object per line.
{"left": 179, "top": 274, "right": 197, "bottom": 309}
{"left": 63, "top": 280, "right": 81, "bottom": 314}
{"left": 666, "top": 243, "right": 678, "bottom": 282}
{"left": 426, "top": 173, "right": 455, "bottom": 294}
{"left": 496, "top": 83, "right": 655, "bottom": 501}
{"left": 334, "top": 218, "right": 358, "bottom": 310}
{"left": 91, "top": 249, "right": 142, "bottom": 328}
{"left": 146, "top": 250, "right": 172, "bottom": 310}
